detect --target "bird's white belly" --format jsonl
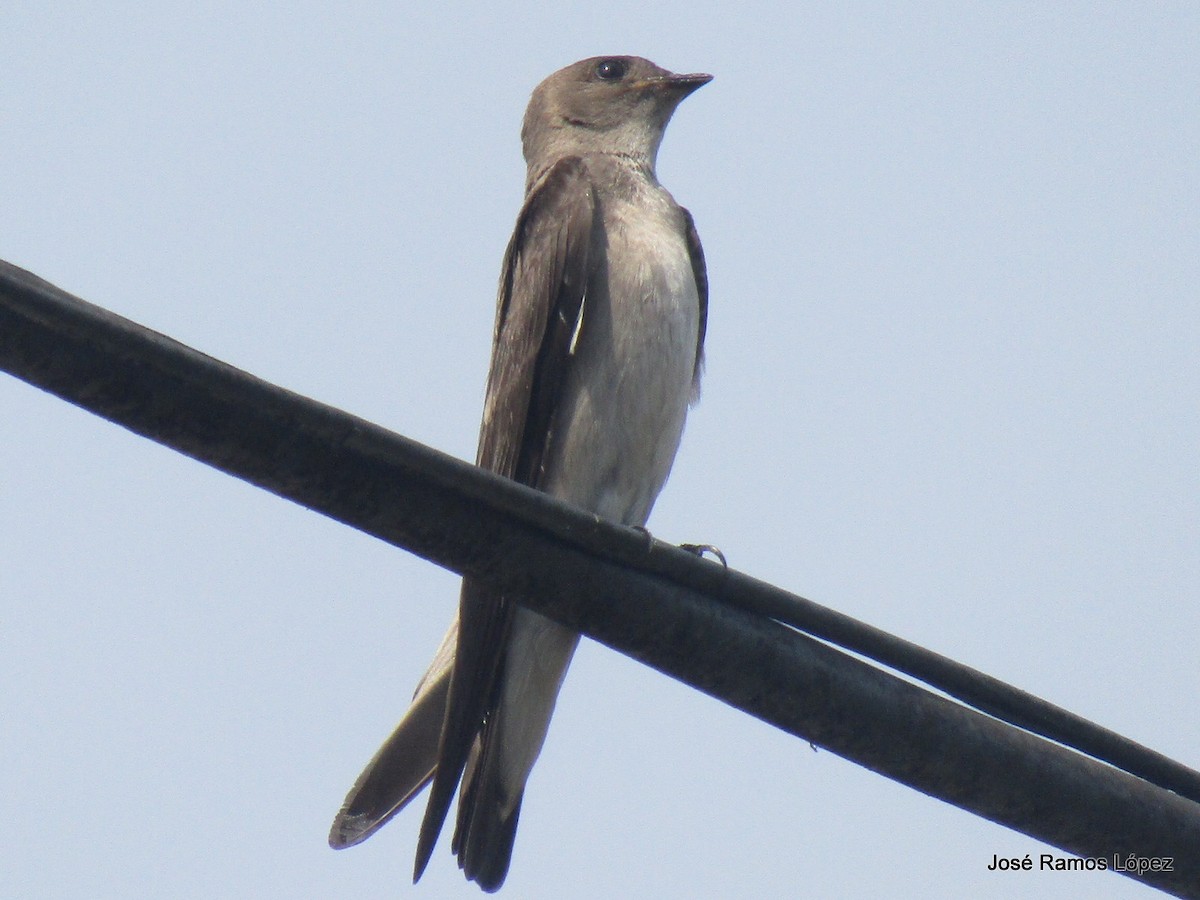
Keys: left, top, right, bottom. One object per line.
{"left": 540, "top": 202, "right": 700, "bottom": 526}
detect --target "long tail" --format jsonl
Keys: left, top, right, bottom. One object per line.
{"left": 450, "top": 608, "right": 580, "bottom": 892}
{"left": 328, "top": 624, "right": 455, "bottom": 848}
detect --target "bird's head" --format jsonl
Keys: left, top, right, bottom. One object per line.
{"left": 522, "top": 56, "right": 711, "bottom": 178}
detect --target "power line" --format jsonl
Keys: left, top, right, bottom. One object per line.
{"left": 2, "top": 259, "right": 1198, "bottom": 897}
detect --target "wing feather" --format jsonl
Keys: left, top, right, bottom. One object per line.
{"left": 413, "top": 157, "right": 597, "bottom": 882}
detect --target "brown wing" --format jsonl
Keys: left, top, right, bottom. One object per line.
{"left": 413, "top": 157, "right": 597, "bottom": 880}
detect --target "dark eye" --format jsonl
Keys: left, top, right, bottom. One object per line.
{"left": 595, "top": 58, "right": 628, "bottom": 81}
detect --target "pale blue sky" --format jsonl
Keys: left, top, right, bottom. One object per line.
{"left": 2, "top": 4, "right": 1197, "bottom": 898}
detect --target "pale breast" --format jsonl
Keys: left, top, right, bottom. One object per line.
{"left": 540, "top": 179, "right": 701, "bottom": 526}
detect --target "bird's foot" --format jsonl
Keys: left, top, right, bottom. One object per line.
{"left": 679, "top": 543, "right": 728, "bottom": 568}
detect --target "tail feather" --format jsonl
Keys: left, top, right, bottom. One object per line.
{"left": 454, "top": 738, "right": 523, "bottom": 893}
{"left": 449, "top": 608, "right": 579, "bottom": 891}
{"left": 328, "top": 625, "right": 455, "bottom": 848}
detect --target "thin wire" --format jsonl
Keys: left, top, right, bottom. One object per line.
{"left": 3, "top": 258, "right": 1198, "bottom": 897}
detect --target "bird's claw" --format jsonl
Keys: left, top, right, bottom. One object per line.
{"left": 679, "top": 543, "right": 728, "bottom": 568}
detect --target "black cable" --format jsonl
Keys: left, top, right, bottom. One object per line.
{"left": 3, "top": 259, "right": 1197, "bottom": 897}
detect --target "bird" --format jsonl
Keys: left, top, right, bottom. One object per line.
{"left": 329, "top": 55, "right": 711, "bottom": 892}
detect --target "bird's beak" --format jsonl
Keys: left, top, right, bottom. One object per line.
{"left": 639, "top": 72, "right": 713, "bottom": 98}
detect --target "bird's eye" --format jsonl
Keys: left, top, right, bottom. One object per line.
{"left": 595, "top": 58, "right": 628, "bottom": 81}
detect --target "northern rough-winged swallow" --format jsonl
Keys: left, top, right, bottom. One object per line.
{"left": 329, "top": 55, "right": 711, "bottom": 892}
